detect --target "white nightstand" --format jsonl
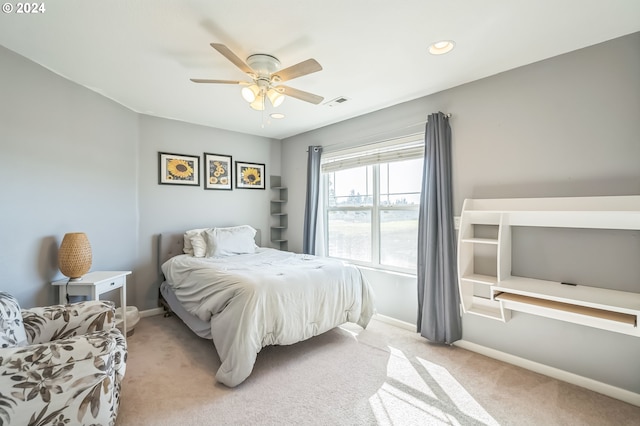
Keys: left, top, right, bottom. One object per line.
{"left": 52, "top": 271, "right": 132, "bottom": 338}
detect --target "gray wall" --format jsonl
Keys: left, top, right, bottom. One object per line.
{"left": 0, "top": 45, "right": 138, "bottom": 308}
{"left": 281, "top": 33, "right": 640, "bottom": 393}
{"left": 0, "top": 45, "right": 279, "bottom": 312}
{"left": 135, "top": 115, "right": 278, "bottom": 310}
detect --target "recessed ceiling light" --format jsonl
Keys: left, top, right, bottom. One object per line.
{"left": 428, "top": 40, "right": 455, "bottom": 55}
{"left": 270, "top": 113, "right": 285, "bottom": 119}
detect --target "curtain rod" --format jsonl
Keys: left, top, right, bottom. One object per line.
{"left": 311, "top": 112, "right": 452, "bottom": 153}
{"left": 426, "top": 113, "right": 452, "bottom": 121}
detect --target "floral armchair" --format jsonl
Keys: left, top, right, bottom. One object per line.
{"left": 0, "top": 292, "right": 127, "bottom": 426}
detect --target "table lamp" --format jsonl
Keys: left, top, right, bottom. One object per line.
{"left": 58, "top": 232, "right": 92, "bottom": 281}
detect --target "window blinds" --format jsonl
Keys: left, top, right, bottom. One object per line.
{"left": 321, "top": 134, "right": 424, "bottom": 173}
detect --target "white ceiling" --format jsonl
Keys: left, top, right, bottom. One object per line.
{"left": 1, "top": 1, "right": 639, "bottom": 140}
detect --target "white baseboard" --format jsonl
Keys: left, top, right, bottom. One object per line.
{"left": 454, "top": 340, "right": 640, "bottom": 407}
{"left": 139, "top": 307, "right": 164, "bottom": 318}
{"left": 372, "top": 313, "right": 417, "bottom": 332}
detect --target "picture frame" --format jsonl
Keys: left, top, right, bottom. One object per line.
{"left": 235, "top": 161, "right": 266, "bottom": 189}
{"left": 158, "top": 152, "right": 200, "bottom": 186}
{"left": 204, "top": 153, "right": 233, "bottom": 190}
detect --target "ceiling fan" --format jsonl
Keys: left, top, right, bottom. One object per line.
{"left": 191, "top": 43, "right": 324, "bottom": 110}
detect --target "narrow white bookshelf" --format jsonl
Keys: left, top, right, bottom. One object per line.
{"left": 270, "top": 176, "right": 288, "bottom": 251}
{"left": 457, "top": 195, "right": 640, "bottom": 337}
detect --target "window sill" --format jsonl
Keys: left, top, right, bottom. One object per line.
{"left": 349, "top": 264, "right": 416, "bottom": 279}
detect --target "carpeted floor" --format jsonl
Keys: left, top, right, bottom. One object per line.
{"left": 117, "top": 315, "right": 639, "bottom": 425}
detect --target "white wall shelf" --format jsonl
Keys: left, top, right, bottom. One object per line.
{"left": 461, "top": 274, "right": 498, "bottom": 285}
{"left": 457, "top": 195, "right": 640, "bottom": 337}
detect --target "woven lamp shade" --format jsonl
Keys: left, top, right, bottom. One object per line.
{"left": 58, "top": 232, "right": 92, "bottom": 280}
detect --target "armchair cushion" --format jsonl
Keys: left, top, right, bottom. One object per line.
{"left": 0, "top": 292, "right": 28, "bottom": 348}
{"left": 22, "top": 300, "right": 116, "bottom": 345}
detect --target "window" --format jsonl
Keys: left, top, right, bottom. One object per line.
{"left": 326, "top": 165, "right": 373, "bottom": 263}
{"left": 321, "top": 136, "right": 424, "bottom": 274}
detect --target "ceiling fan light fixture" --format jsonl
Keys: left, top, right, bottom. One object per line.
{"left": 428, "top": 40, "right": 455, "bottom": 55}
{"left": 267, "top": 88, "right": 285, "bottom": 107}
{"left": 241, "top": 84, "right": 260, "bottom": 102}
{"left": 249, "top": 94, "right": 265, "bottom": 111}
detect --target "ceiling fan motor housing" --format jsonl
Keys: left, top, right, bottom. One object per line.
{"left": 246, "top": 54, "right": 281, "bottom": 78}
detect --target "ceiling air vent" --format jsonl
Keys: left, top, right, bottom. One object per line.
{"left": 324, "top": 96, "right": 350, "bottom": 107}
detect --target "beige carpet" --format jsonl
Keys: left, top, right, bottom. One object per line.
{"left": 117, "top": 315, "right": 639, "bottom": 425}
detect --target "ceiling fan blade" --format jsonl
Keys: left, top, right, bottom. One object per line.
{"left": 273, "top": 59, "right": 322, "bottom": 82}
{"left": 278, "top": 85, "right": 324, "bottom": 104}
{"left": 190, "top": 78, "right": 245, "bottom": 84}
{"left": 210, "top": 43, "right": 254, "bottom": 75}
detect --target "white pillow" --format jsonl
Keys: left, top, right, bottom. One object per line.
{"left": 190, "top": 234, "right": 208, "bottom": 258}
{"left": 183, "top": 228, "right": 207, "bottom": 255}
{"left": 205, "top": 226, "right": 257, "bottom": 257}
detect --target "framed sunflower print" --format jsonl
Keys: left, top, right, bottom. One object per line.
{"left": 236, "top": 161, "right": 265, "bottom": 189}
{"left": 158, "top": 152, "right": 200, "bottom": 186}
{"left": 204, "top": 153, "right": 232, "bottom": 190}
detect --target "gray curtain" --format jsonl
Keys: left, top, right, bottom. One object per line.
{"left": 417, "top": 112, "right": 461, "bottom": 344}
{"left": 303, "top": 146, "right": 323, "bottom": 254}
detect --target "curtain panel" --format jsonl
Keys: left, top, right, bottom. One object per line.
{"left": 416, "top": 112, "right": 461, "bottom": 344}
{"left": 303, "top": 146, "right": 323, "bottom": 254}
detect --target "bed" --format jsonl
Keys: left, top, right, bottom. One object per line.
{"left": 157, "top": 226, "right": 375, "bottom": 387}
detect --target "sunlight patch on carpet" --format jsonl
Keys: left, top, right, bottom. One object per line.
{"left": 337, "top": 325, "right": 360, "bottom": 340}
{"left": 369, "top": 346, "right": 499, "bottom": 426}
{"left": 417, "top": 356, "right": 498, "bottom": 425}
{"left": 386, "top": 346, "right": 437, "bottom": 399}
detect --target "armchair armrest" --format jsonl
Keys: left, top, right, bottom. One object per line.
{"left": 21, "top": 300, "right": 116, "bottom": 345}
{"left": 0, "top": 328, "right": 126, "bottom": 426}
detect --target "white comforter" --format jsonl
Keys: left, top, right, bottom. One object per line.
{"left": 161, "top": 248, "right": 375, "bottom": 387}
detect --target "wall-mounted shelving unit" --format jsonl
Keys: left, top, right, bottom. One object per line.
{"left": 457, "top": 195, "right": 640, "bottom": 337}
{"left": 270, "top": 175, "right": 288, "bottom": 251}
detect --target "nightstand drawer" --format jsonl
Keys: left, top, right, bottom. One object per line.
{"left": 95, "top": 275, "right": 125, "bottom": 294}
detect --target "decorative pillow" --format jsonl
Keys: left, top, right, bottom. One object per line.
{"left": 0, "top": 292, "right": 28, "bottom": 348}
{"left": 190, "top": 233, "right": 208, "bottom": 258}
{"left": 183, "top": 228, "right": 207, "bottom": 255}
{"left": 205, "top": 225, "right": 257, "bottom": 257}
